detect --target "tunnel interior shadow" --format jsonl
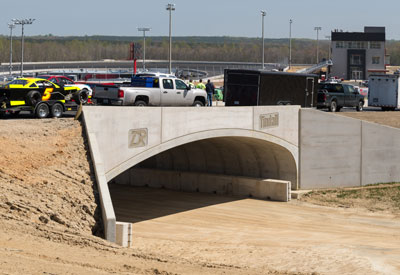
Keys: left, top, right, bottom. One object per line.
{"left": 109, "top": 136, "right": 297, "bottom": 224}
{"left": 109, "top": 183, "right": 243, "bottom": 224}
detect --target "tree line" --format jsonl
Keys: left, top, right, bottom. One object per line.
{"left": 0, "top": 35, "right": 399, "bottom": 65}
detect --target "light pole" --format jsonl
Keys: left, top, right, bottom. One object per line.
{"left": 8, "top": 23, "right": 15, "bottom": 75}
{"left": 314, "top": 26, "right": 322, "bottom": 64}
{"left": 289, "top": 19, "right": 293, "bottom": 69}
{"left": 166, "top": 3, "right": 175, "bottom": 74}
{"left": 12, "top": 18, "right": 35, "bottom": 76}
{"left": 325, "top": 35, "right": 331, "bottom": 60}
{"left": 137, "top": 27, "right": 151, "bottom": 71}
{"left": 261, "top": 10, "right": 266, "bottom": 69}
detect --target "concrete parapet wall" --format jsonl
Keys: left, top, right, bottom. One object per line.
{"left": 85, "top": 130, "right": 116, "bottom": 242}
{"left": 300, "top": 109, "right": 400, "bottom": 189}
{"left": 114, "top": 168, "right": 291, "bottom": 202}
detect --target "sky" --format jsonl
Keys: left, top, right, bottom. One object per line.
{"left": 2, "top": 0, "right": 400, "bottom": 40}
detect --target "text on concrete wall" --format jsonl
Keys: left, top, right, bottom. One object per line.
{"left": 128, "top": 128, "right": 148, "bottom": 148}
{"left": 260, "top": 113, "right": 279, "bottom": 129}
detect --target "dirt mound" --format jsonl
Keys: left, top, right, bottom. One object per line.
{"left": 0, "top": 118, "right": 102, "bottom": 243}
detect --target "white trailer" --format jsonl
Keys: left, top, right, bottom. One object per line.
{"left": 368, "top": 74, "right": 400, "bottom": 111}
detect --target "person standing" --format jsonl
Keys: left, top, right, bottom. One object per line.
{"left": 188, "top": 79, "right": 195, "bottom": 89}
{"left": 196, "top": 79, "right": 206, "bottom": 90}
{"left": 205, "top": 79, "right": 215, "bottom": 107}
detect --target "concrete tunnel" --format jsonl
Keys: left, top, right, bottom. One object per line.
{"left": 111, "top": 136, "right": 298, "bottom": 194}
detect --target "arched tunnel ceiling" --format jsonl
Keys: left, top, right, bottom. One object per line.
{"left": 136, "top": 136, "right": 297, "bottom": 187}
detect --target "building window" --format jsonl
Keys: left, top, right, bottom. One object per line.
{"left": 336, "top": 41, "right": 344, "bottom": 48}
{"left": 348, "top": 41, "right": 367, "bottom": 49}
{"left": 372, "top": 57, "right": 380, "bottom": 64}
{"left": 370, "top": 42, "right": 381, "bottom": 49}
{"left": 350, "top": 54, "right": 362, "bottom": 65}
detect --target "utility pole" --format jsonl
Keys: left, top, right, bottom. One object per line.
{"left": 8, "top": 23, "right": 15, "bottom": 75}
{"left": 289, "top": 19, "right": 293, "bottom": 69}
{"left": 261, "top": 10, "right": 266, "bottom": 69}
{"left": 325, "top": 35, "right": 331, "bottom": 60}
{"left": 166, "top": 3, "right": 175, "bottom": 74}
{"left": 12, "top": 18, "right": 35, "bottom": 76}
{"left": 137, "top": 27, "right": 151, "bottom": 71}
{"left": 314, "top": 26, "right": 322, "bottom": 64}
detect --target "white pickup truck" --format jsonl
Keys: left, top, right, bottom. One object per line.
{"left": 93, "top": 76, "right": 207, "bottom": 106}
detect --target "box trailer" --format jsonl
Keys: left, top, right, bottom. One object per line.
{"left": 223, "top": 69, "right": 319, "bottom": 107}
{"left": 368, "top": 74, "right": 400, "bottom": 111}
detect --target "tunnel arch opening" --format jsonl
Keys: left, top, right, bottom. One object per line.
{"left": 111, "top": 134, "right": 298, "bottom": 192}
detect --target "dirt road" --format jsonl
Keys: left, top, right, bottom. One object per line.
{"left": 110, "top": 185, "right": 400, "bottom": 275}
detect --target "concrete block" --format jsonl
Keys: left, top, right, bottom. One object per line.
{"left": 116, "top": 222, "right": 132, "bottom": 247}
{"left": 116, "top": 168, "right": 290, "bottom": 202}
{"left": 259, "top": 179, "right": 291, "bottom": 202}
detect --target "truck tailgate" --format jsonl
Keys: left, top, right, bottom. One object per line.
{"left": 92, "top": 85, "right": 121, "bottom": 105}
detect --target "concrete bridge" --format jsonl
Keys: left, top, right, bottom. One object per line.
{"left": 83, "top": 106, "right": 400, "bottom": 245}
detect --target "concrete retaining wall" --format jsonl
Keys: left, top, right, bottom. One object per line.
{"left": 114, "top": 168, "right": 291, "bottom": 202}
{"left": 300, "top": 109, "right": 400, "bottom": 189}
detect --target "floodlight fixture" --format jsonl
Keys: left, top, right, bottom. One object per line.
{"left": 166, "top": 4, "right": 175, "bottom": 74}
{"left": 137, "top": 27, "right": 152, "bottom": 70}
{"left": 289, "top": 19, "right": 293, "bottom": 69}
{"left": 12, "top": 18, "right": 36, "bottom": 76}
{"left": 261, "top": 10, "right": 266, "bottom": 69}
{"left": 314, "top": 26, "right": 322, "bottom": 64}
{"left": 8, "top": 23, "right": 16, "bottom": 75}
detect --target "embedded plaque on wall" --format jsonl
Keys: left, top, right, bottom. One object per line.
{"left": 260, "top": 113, "right": 279, "bottom": 129}
{"left": 128, "top": 128, "right": 148, "bottom": 148}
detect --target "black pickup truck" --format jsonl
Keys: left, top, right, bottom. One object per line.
{"left": 317, "top": 82, "right": 365, "bottom": 112}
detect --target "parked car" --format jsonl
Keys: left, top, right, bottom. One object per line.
{"left": 93, "top": 76, "right": 207, "bottom": 106}
{"left": 0, "top": 78, "right": 87, "bottom": 118}
{"left": 317, "top": 82, "right": 365, "bottom": 112}
{"left": 37, "top": 75, "right": 93, "bottom": 103}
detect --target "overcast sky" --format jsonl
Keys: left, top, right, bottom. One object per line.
{"left": 2, "top": 0, "right": 400, "bottom": 39}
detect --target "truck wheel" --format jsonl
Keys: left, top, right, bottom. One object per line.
{"left": 356, "top": 101, "right": 364, "bottom": 112}
{"left": 329, "top": 101, "right": 337, "bottom": 112}
{"left": 192, "top": 100, "right": 204, "bottom": 107}
{"left": 51, "top": 103, "right": 63, "bottom": 118}
{"left": 26, "top": 90, "right": 41, "bottom": 106}
{"left": 134, "top": 100, "right": 147, "bottom": 107}
{"left": 35, "top": 102, "right": 50, "bottom": 119}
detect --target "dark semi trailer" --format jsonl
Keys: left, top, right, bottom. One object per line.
{"left": 223, "top": 69, "right": 319, "bottom": 107}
